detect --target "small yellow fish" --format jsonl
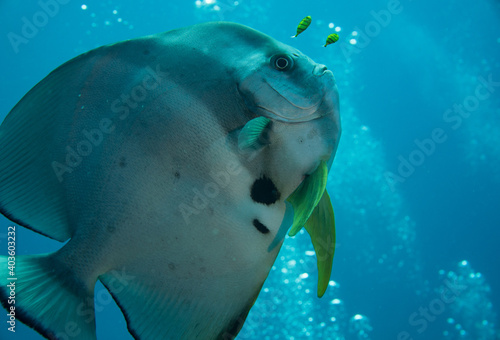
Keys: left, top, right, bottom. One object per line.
{"left": 324, "top": 33, "right": 339, "bottom": 47}
{"left": 293, "top": 16, "right": 312, "bottom": 37}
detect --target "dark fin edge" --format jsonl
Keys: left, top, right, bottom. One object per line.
{"left": 0, "top": 254, "right": 97, "bottom": 340}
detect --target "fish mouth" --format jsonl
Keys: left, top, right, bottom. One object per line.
{"left": 237, "top": 69, "right": 335, "bottom": 123}
{"left": 257, "top": 84, "right": 324, "bottom": 123}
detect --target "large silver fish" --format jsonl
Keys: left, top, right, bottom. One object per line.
{"left": 0, "top": 22, "right": 340, "bottom": 339}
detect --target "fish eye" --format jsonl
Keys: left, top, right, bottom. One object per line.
{"left": 271, "top": 55, "right": 293, "bottom": 71}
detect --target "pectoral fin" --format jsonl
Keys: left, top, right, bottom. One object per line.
{"left": 303, "top": 190, "right": 336, "bottom": 297}
{"left": 238, "top": 116, "right": 271, "bottom": 150}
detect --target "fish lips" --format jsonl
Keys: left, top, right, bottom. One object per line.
{"left": 238, "top": 69, "right": 338, "bottom": 123}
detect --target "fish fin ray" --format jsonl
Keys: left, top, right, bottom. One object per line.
{"left": 0, "top": 49, "right": 107, "bottom": 241}
{"left": 0, "top": 254, "right": 96, "bottom": 339}
{"left": 303, "top": 190, "right": 336, "bottom": 297}
{"left": 286, "top": 160, "right": 328, "bottom": 236}
{"left": 100, "top": 270, "right": 180, "bottom": 340}
{"left": 100, "top": 268, "right": 258, "bottom": 339}
{"left": 238, "top": 116, "right": 271, "bottom": 150}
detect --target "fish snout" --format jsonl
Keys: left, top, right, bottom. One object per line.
{"left": 313, "top": 64, "right": 328, "bottom": 77}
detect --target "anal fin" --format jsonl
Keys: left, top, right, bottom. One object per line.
{"left": 0, "top": 254, "right": 96, "bottom": 339}
{"left": 100, "top": 268, "right": 258, "bottom": 340}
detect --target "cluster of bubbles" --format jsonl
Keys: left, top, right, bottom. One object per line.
{"left": 462, "top": 103, "right": 500, "bottom": 184}
{"left": 349, "top": 314, "right": 373, "bottom": 340}
{"left": 428, "top": 14, "right": 500, "bottom": 184}
{"left": 194, "top": 0, "right": 238, "bottom": 14}
{"left": 439, "top": 261, "right": 498, "bottom": 339}
{"left": 328, "top": 103, "right": 420, "bottom": 282}
{"left": 80, "top": 4, "right": 133, "bottom": 30}
{"left": 239, "top": 234, "right": 362, "bottom": 339}
{"left": 442, "top": 48, "right": 500, "bottom": 184}
{"left": 193, "top": 0, "right": 270, "bottom": 24}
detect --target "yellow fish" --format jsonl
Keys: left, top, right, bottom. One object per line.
{"left": 293, "top": 15, "right": 312, "bottom": 37}
{"left": 324, "top": 33, "right": 339, "bottom": 47}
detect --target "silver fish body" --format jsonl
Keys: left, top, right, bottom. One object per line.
{"left": 0, "top": 22, "right": 340, "bottom": 339}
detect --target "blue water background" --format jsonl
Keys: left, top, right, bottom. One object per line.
{"left": 0, "top": 0, "right": 499, "bottom": 339}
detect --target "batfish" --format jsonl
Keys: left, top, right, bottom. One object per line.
{"left": 0, "top": 22, "right": 341, "bottom": 339}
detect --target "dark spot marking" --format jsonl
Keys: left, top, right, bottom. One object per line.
{"left": 143, "top": 49, "right": 150, "bottom": 55}
{"left": 253, "top": 219, "right": 270, "bottom": 234}
{"left": 250, "top": 175, "right": 280, "bottom": 205}
{"left": 216, "top": 288, "right": 262, "bottom": 339}
{"left": 307, "top": 128, "right": 319, "bottom": 139}
{"left": 119, "top": 157, "right": 127, "bottom": 168}
{"left": 174, "top": 171, "right": 180, "bottom": 179}
{"left": 220, "top": 317, "right": 245, "bottom": 340}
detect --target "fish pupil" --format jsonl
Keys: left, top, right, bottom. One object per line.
{"left": 271, "top": 54, "right": 293, "bottom": 71}
{"left": 276, "top": 58, "right": 288, "bottom": 69}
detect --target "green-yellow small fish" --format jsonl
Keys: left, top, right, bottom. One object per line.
{"left": 293, "top": 15, "right": 312, "bottom": 37}
{"left": 324, "top": 33, "right": 339, "bottom": 47}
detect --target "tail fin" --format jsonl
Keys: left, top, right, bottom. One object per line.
{"left": 0, "top": 254, "right": 96, "bottom": 340}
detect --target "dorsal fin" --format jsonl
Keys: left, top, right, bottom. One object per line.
{"left": 0, "top": 48, "right": 105, "bottom": 241}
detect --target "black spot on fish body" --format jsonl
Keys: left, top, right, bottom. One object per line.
{"left": 253, "top": 219, "right": 270, "bottom": 234}
{"left": 174, "top": 171, "right": 180, "bottom": 179}
{"left": 250, "top": 175, "right": 280, "bottom": 205}
{"left": 118, "top": 157, "right": 127, "bottom": 168}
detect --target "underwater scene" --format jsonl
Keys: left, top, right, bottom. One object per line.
{"left": 0, "top": 0, "right": 499, "bottom": 339}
